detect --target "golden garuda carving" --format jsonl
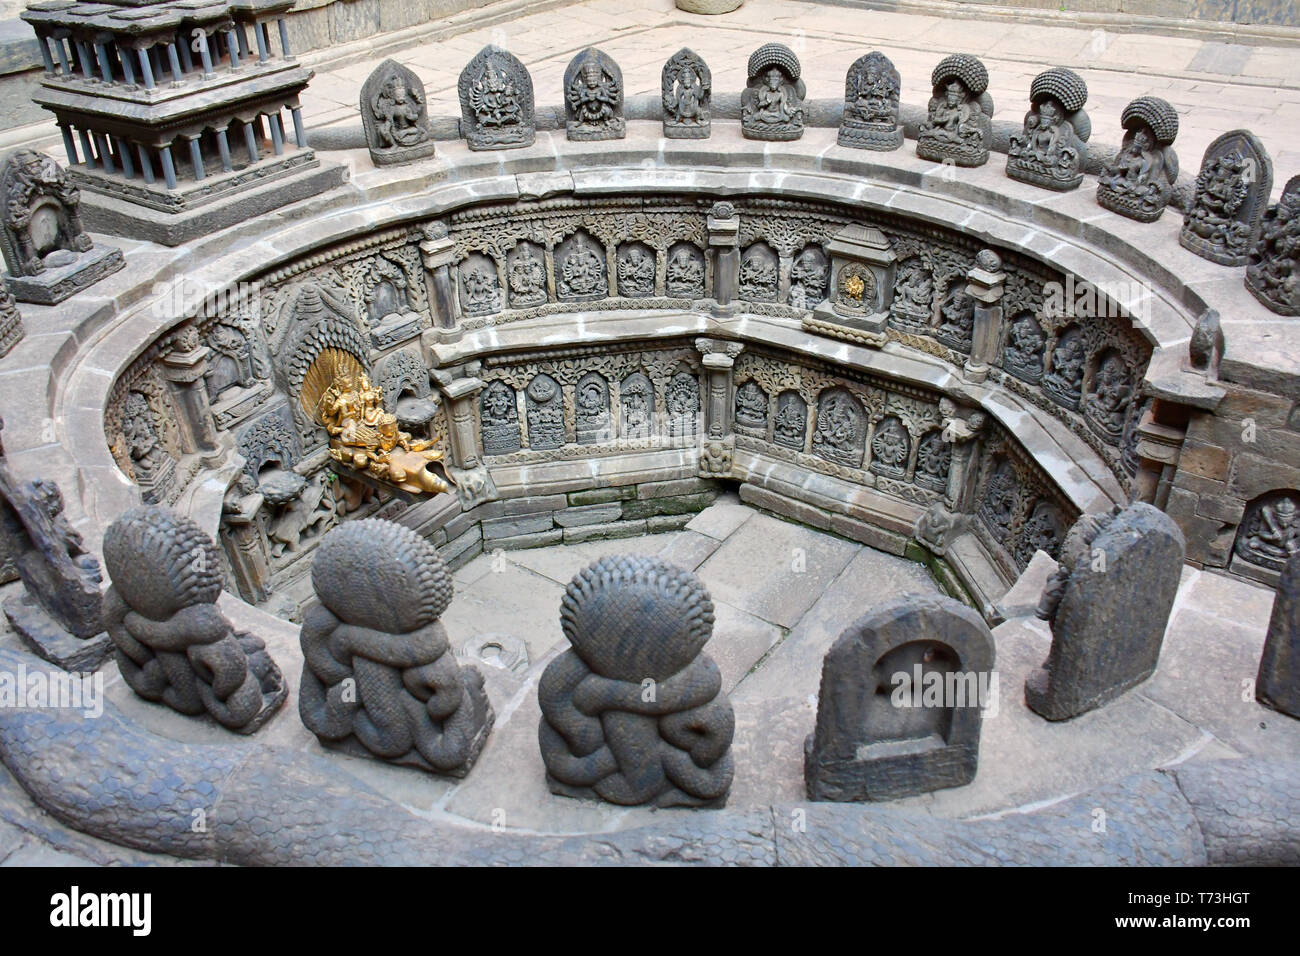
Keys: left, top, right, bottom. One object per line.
{"left": 300, "top": 349, "right": 450, "bottom": 496}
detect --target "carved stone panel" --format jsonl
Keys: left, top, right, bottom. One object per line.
{"left": 506, "top": 241, "right": 548, "bottom": 308}
{"left": 839, "top": 51, "right": 903, "bottom": 151}
{"left": 1180, "top": 129, "right": 1273, "bottom": 267}
{"left": 773, "top": 390, "right": 808, "bottom": 450}
{"left": 459, "top": 45, "right": 536, "bottom": 150}
{"left": 935, "top": 283, "right": 975, "bottom": 352}
{"left": 360, "top": 60, "right": 436, "bottom": 166}
{"left": 665, "top": 242, "right": 706, "bottom": 298}
{"left": 616, "top": 241, "right": 656, "bottom": 297}
{"left": 481, "top": 380, "right": 521, "bottom": 455}
{"left": 1246, "top": 175, "right": 1300, "bottom": 316}
{"left": 812, "top": 388, "right": 866, "bottom": 467}
{"left": 913, "top": 430, "right": 951, "bottom": 492}
{"left": 619, "top": 372, "right": 655, "bottom": 440}
{"left": 739, "top": 242, "right": 779, "bottom": 302}
{"left": 458, "top": 253, "right": 502, "bottom": 317}
{"left": 662, "top": 48, "right": 711, "bottom": 139}
{"left": 575, "top": 372, "right": 611, "bottom": 443}
{"left": 1002, "top": 311, "right": 1046, "bottom": 383}
{"left": 1082, "top": 351, "right": 1133, "bottom": 445}
{"left": 789, "top": 245, "right": 829, "bottom": 308}
{"left": 556, "top": 231, "right": 607, "bottom": 301}
{"left": 526, "top": 374, "right": 566, "bottom": 450}
{"left": 868, "top": 416, "right": 910, "bottom": 479}
{"left": 666, "top": 371, "right": 701, "bottom": 438}
{"left": 1042, "top": 326, "right": 1085, "bottom": 410}
{"left": 1234, "top": 490, "right": 1300, "bottom": 573}
{"left": 564, "top": 48, "right": 625, "bottom": 141}
{"left": 735, "top": 380, "right": 768, "bottom": 432}
{"left": 890, "top": 257, "right": 933, "bottom": 334}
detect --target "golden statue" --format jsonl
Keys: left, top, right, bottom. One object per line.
{"left": 301, "top": 349, "right": 450, "bottom": 496}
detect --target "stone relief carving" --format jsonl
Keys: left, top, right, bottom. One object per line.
{"left": 480, "top": 380, "right": 521, "bottom": 455}
{"left": 935, "top": 283, "right": 975, "bottom": 351}
{"left": 666, "top": 371, "right": 701, "bottom": 438}
{"left": 662, "top": 48, "right": 711, "bottom": 139}
{"left": 1234, "top": 491, "right": 1300, "bottom": 573}
{"left": 1002, "top": 311, "right": 1046, "bottom": 383}
{"left": 0, "top": 281, "right": 21, "bottom": 358}
{"left": 1015, "top": 499, "right": 1067, "bottom": 568}
{"left": 564, "top": 48, "right": 625, "bottom": 141}
{"left": 1097, "top": 96, "right": 1180, "bottom": 223}
{"left": 739, "top": 242, "right": 779, "bottom": 301}
{"left": 458, "top": 252, "right": 502, "bottom": 316}
{"left": 539, "top": 556, "right": 734, "bottom": 807}
{"left": 868, "top": 416, "right": 910, "bottom": 478}
{"left": 789, "top": 245, "right": 829, "bottom": 309}
{"left": 1042, "top": 326, "right": 1086, "bottom": 410}
{"left": 773, "top": 390, "right": 808, "bottom": 450}
{"left": 122, "top": 391, "right": 177, "bottom": 505}
{"left": 556, "top": 231, "right": 607, "bottom": 301}
{"left": 1006, "top": 68, "right": 1090, "bottom": 191}
{"left": 890, "top": 257, "right": 934, "bottom": 334}
{"left": 1082, "top": 351, "right": 1133, "bottom": 445}
{"left": 913, "top": 429, "right": 952, "bottom": 492}
{"left": 616, "top": 242, "right": 656, "bottom": 297}
{"left": 575, "top": 372, "right": 611, "bottom": 443}
{"left": 665, "top": 242, "right": 706, "bottom": 297}
{"left": 734, "top": 380, "right": 768, "bottom": 431}
{"left": 102, "top": 507, "right": 287, "bottom": 734}
{"left": 1246, "top": 175, "right": 1300, "bottom": 317}
{"left": 526, "top": 374, "right": 566, "bottom": 450}
{"left": 459, "top": 45, "right": 535, "bottom": 150}
{"left": 506, "top": 241, "right": 548, "bottom": 307}
{"left": 360, "top": 59, "right": 435, "bottom": 166}
{"left": 377, "top": 349, "right": 438, "bottom": 431}
{"left": 1180, "top": 129, "right": 1273, "bottom": 267}
{"left": 977, "top": 458, "right": 1019, "bottom": 545}
{"left": 205, "top": 319, "right": 268, "bottom": 404}
{"left": 741, "top": 43, "right": 805, "bottom": 141}
{"left": 301, "top": 520, "right": 495, "bottom": 776}
{"left": 916, "top": 54, "right": 993, "bottom": 167}
{"left": 839, "top": 51, "right": 903, "bottom": 151}
{"left": 812, "top": 388, "right": 867, "bottom": 467}
{"left": 620, "top": 372, "right": 655, "bottom": 440}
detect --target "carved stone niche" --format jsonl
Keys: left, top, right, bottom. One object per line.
{"left": 1081, "top": 350, "right": 1135, "bottom": 446}
{"left": 1006, "top": 67, "right": 1091, "bottom": 192}
{"left": 479, "top": 380, "right": 521, "bottom": 456}
{"left": 360, "top": 59, "right": 436, "bottom": 166}
{"left": 457, "top": 252, "right": 502, "bottom": 317}
{"left": 665, "top": 242, "right": 706, "bottom": 298}
{"left": 809, "top": 224, "right": 896, "bottom": 342}
{"left": 204, "top": 317, "right": 271, "bottom": 428}
{"left": 889, "top": 256, "right": 934, "bottom": 335}
{"left": 459, "top": 45, "right": 535, "bottom": 151}
{"left": 741, "top": 43, "right": 805, "bottom": 142}
{"left": 377, "top": 349, "right": 438, "bottom": 433}
{"left": 916, "top": 54, "right": 994, "bottom": 168}
{"left": 616, "top": 241, "right": 656, "bottom": 297}
{"left": 1041, "top": 325, "right": 1086, "bottom": 411}
{"left": 804, "top": 593, "right": 996, "bottom": 802}
{"left": 574, "top": 372, "right": 611, "bottom": 443}
{"left": 364, "top": 255, "right": 423, "bottom": 351}
{"left": 662, "top": 48, "right": 711, "bottom": 139}
{"left": 555, "top": 231, "right": 607, "bottom": 301}
{"left": 1180, "top": 129, "right": 1274, "bottom": 268}
{"left": 564, "top": 47, "right": 625, "bottom": 141}
{"left": 1001, "top": 310, "right": 1047, "bottom": 384}
{"left": 506, "top": 241, "right": 548, "bottom": 308}
{"left": 839, "top": 51, "right": 903, "bottom": 151}
{"left": 812, "top": 388, "right": 867, "bottom": 468}
{"left": 1246, "top": 174, "right": 1300, "bottom": 317}
{"left": 738, "top": 241, "right": 779, "bottom": 302}
{"left": 525, "top": 373, "right": 565, "bottom": 450}
{"left": 1231, "top": 489, "right": 1300, "bottom": 587}
{"left": 773, "top": 390, "right": 808, "bottom": 450}
{"left": 0, "top": 149, "right": 124, "bottom": 305}
{"left": 788, "top": 245, "right": 829, "bottom": 309}
{"left": 1097, "top": 96, "right": 1180, "bottom": 224}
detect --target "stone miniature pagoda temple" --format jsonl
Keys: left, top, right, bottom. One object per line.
{"left": 20, "top": 0, "right": 344, "bottom": 245}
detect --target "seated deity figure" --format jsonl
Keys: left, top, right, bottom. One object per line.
{"left": 1097, "top": 97, "right": 1180, "bottom": 223}
{"left": 373, "top": 76, "right": 426, "bottom": 148}
{"left": 1007, "top": 68, "right": 1090, "bottom": 191}
{"left": 917, "top": 54, "right": 993, "bottom": 167}
{"left": 1238, "top": 496, "right": 1300, "bottom": 570}
{"left": 741, "top": 43, "right": 805, "bottom": 141}
{"left": 1246, "top": 176, "right": 1300, "bottom": 316}
{"left": 1178, "top": 130, "right": 1274, "bottom": 268}
{"left": 318, "top": 370, "right": 449, "bottom": 496}
{"left": 1083, "top": 355, "right": 1133, "bottom": 442}
{"left": 564, "top": 48, "right": 624, "bottom": 140}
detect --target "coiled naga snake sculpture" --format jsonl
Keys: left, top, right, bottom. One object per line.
{"left": 298, "top": 518, "right": 494, "bottom": 776}
{"left": 101, "top": 506, "right": 287, "bottom": 734}
{"left": 539, "top": 555, "right": 735, "bottom": 807}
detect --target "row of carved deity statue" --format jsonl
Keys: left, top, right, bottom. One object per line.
{"left": 357, "top": 42, "right": 1298, "bottom": 318}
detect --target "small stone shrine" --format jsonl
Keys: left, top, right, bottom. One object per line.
{"left": 564, "top": 48, "right": 625, "bottom": 141}
{"left": 1006, "top": 67, "right": 1090, "bottom": 191}
{"left": 838, "top": 51, "right": 903, "bottom": 151}
{"left": 1180, "top": 129, "right": 1273, "bottom": 267}
{"left": 741, "top": 42, "right": 805, "bottom": 141}
{"left": 459, "top": 46, "right": 536, "bottom": 151}
{"left": 916, "top": 53, "right": 993, "bottom": 167}
{"left": 805, "top": 593, "right": 996, "bottom": 802}
{"left": 1096, "top": 96, "right": 1180, "bottom": 223}
{"left": 0, "top": 149, "right": 123, "bottom": 305}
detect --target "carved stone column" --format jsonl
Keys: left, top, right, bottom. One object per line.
{"left": 161, "top": 325, "right": 221, "bottom": 462}
{"left": 220, "top": 484, "right": 270, "bottom": 605}
{"left": 437, "top": 374, "right": 498, "bottom": 509}
{"left": 964, "top": 249, "right": 1006, "bottom": 384}
{"left": 695, "top": 337, "right": 744, "bottom": 476}
{"left": 940, "top": 397, "right": 988, "bottom": 513}
{"left": 420, "top": 222, "right": 460, "bottom": 342}
{"left": 707, "top": 201, "right": 740, "bottom": 316}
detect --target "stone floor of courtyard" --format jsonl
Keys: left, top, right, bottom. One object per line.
{"left": 1, "top": 492, "right": 1297, "bottom": 864}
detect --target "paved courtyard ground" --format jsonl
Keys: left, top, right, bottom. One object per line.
{"left": 1, "top": 492, "right": 1295, "bottom": 864}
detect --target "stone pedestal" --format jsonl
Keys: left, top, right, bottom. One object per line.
{"left": 4, "top": 594, "right": 112, "bottom": 671}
